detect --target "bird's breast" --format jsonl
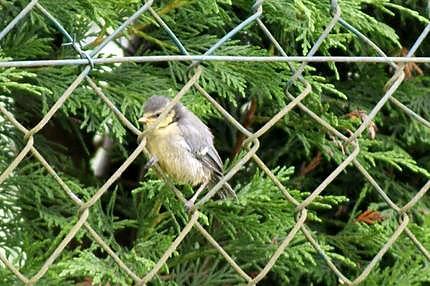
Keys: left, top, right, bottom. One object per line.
{"left": 146, "top": 123, "right": 210, "bottom": 185}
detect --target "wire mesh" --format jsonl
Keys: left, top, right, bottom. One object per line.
{"left": 0, "top": 0, "right": 430, "bottom": 285}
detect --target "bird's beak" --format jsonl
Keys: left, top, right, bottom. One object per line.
{"left": 138, "top": 114, "right": 149, "bottom": 124}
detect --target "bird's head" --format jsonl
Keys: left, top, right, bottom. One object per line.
{"left": 139, "top": 96, "right": 177, "bottom": 129}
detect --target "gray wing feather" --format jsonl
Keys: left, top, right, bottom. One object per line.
{"left": 177, "top": 105, "right": 236, "bottom": 198}
{"left": 177, "top": 109, "right": 223, "bottom": 175}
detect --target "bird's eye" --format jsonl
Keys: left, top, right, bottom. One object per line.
{"left": 153, "top": 112, "right": 162, "bottom": 118}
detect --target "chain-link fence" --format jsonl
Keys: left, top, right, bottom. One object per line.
{"left": 1, "top": 0, "right": 430, "bottom": 285}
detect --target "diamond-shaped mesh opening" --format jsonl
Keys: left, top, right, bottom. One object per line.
{"left": 190, "top": 163, "right": 311, "bottom": 282}
{"left": 300, "top": 164, "right": 430, "bottom": 285}
{"left": 1, "top": 0, "right": 430, "bottom": 285}
{"left": 0, "top": 153, "right": 87, "bottom": 284}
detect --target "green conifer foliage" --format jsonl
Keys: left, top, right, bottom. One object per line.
{"left": 0, "top": 0, "right": 429, "bottom": 285}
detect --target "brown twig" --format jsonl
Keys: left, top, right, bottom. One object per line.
{"left": 400, "top": 47, "right": 424, "bottom": 79}
{"left": 299, "top": 151, "right": 322, "bottom": 177}
{"left": 355, "top": 209, "right": 384, "bottom": 224}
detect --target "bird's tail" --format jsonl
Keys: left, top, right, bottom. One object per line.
{"left": 213, "top": 179, "right": 237, "bottom": 200}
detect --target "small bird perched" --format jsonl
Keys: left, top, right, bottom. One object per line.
{"left": 139, "top": 96, "right": 236, "bottom": 209}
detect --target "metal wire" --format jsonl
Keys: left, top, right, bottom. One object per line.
{"left": 4, "top": 56, "right": 430, "bottom": 68}
{"left": 0, "top": 0, "right": 429, "bottom": 285}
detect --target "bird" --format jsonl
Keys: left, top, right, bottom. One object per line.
{"left": 138, "top": 96, "right": 236, "bottom": 209}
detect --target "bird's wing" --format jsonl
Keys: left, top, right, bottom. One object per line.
{"left": 177, "top": 112, "right": 224, "bottom": 176}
